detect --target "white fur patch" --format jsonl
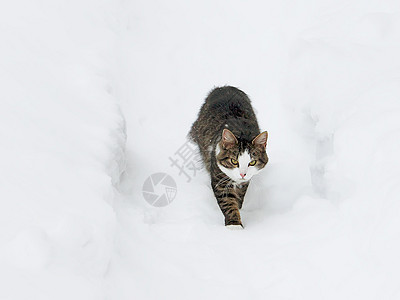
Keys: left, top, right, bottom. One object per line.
{"left": 226, "top": 225, "right": 243, "bottom": 230}
{"left": 238, "top": 150, "right": 251, "bottom": 176}
{"left": 216, "top": 144, "right": 221, "bottom": 155}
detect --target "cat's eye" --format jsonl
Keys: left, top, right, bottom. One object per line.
{"left": 249, "top": 160, "right": 257, "bottom": 166}
{"left": 231, "top": 158, "right": 238, "bottom": 165}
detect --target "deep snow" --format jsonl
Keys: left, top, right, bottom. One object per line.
{"left": 0, "top": 1, "right": 125, "bottom": 299}
{"left": 1, "top": 0, "right": 400, "bottom": 299}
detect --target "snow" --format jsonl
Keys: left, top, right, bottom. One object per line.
{"left": 0, "top": 1, "right": 125, "bottom": 299}
{"left": 1, "top": 0, "right": 400, "bottom": 299}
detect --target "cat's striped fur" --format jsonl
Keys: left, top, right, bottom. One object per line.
{"left": 189, "top": 86, "right": 268, "bottom": 228}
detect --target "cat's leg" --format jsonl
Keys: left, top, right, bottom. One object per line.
{"left": 235, "top": 182, "right": 249, "bottom": 210}
{"left": 217, "top": 195, "right": 242, "bottom": 227}
{"left": 212, "top": 178, "right": 243, "bottom": 227}
{"left": 216, "top": 183, "right": 249, "bottom": 229}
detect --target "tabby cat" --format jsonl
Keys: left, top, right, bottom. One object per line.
{"left": 189, "top": 86, "right": 268, "bottom": 229}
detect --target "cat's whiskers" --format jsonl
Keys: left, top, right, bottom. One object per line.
{"left": 214, "top": 176, "right": 231, "bottom": 189}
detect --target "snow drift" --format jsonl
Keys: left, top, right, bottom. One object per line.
{"left": 0, "top": 1, "right": 125, "bottom": 299}
{"left": 2, "top": 0, "right": 400, "bottom": 299}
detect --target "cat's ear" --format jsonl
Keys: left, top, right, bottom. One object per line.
{"left": 222, "top": 129, "right": 238, "bottom": 149}
{"left": 252, "top": 131, "right": 268, "bottom": 149}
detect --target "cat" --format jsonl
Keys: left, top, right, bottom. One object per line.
{"left": 189, "top": 86, "right": 268, "bottom": 229}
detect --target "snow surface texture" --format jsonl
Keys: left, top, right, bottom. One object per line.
{"left": 2, "top": 0, "right": 400, "bottom": 299}
{"left": 0, "top": 1, "right": 125, "bottom": 299}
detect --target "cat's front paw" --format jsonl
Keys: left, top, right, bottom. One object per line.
{"left": 225, "top": 219, "right": 244, "bottom": 229}
{"left": 225, "top": 218, "right": 243, "bottom": 228}
{"left": 226, "top": 224, "right": 244, "bottom": 230}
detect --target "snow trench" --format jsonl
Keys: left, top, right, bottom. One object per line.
{"left": 2, "top": 1, "right": 400, "bottom": 300}
{"left": 0, "top": 1, "right": 126, "bottom": 299}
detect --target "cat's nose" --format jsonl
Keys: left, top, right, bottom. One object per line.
{"left": 240, "top": 173, "right": 246, "bottom": 178}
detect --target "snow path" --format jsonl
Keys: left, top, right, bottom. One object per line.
{"left": 110, "top": 1, "right": 400, "bottom": 299}
{"left": 1, "top": 0, "right": 400, "bottom": 299}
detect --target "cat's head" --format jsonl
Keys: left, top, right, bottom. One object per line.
{"left": 216, "top": 129, "right": 268, "bottom": 183}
